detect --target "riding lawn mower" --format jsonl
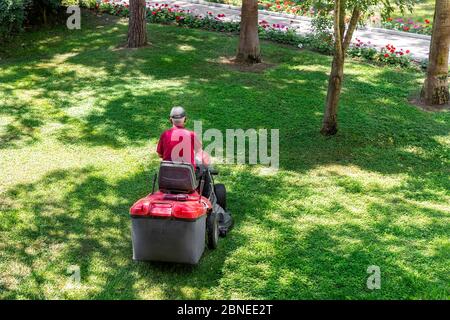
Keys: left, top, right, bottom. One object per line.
{"left": 130, "top": 161, "right": 233, "bottom": 264}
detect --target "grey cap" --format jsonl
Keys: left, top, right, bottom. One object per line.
{"left": 170, "top": 106, "right": 186, "bottom": 119}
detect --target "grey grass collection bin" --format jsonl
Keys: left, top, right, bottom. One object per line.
{"left": 131, "top": 215, "right": 206, "bottom": 264}
{"left": 129, "top": 161, "right": 212, "bottom": 264}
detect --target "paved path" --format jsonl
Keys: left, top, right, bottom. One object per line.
{"left": 142, "top": 0, "right": 443, "bottom": 62}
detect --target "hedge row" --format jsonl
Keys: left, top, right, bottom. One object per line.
{"left": 0, "top": 0, "right": 96, "bottom": 42}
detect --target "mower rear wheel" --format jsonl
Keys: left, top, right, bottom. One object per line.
{"left": 214, "top": 184, "right": 227, "bottom": 210}
{"left": 206, "top": 211, "right": 219, "bottom": 249}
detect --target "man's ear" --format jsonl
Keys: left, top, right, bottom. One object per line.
{"left": 169, "top": 117, "right": 173, "bottom": 124}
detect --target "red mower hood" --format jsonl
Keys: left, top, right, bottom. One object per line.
{"left": 130, "top": 191, "right": 211, "bottom": 220}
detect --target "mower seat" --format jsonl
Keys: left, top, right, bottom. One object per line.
{"left": 158, "top": 161, "right": 197, "bottom": 194}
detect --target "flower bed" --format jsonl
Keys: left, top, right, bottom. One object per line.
{"left": 93, "top": 0, "right": 421, "bottom": 70}
{"left": 211, "top": 0, "right": 434, "bottom": 35}
{"left": 348, "top": 38, "right": 417, "bottom": 69}
{"left": 209, "top": 0, "right": 311, "bottom": 16}
{"left": 381, "top": 17, "right": 432, "bottom": 35}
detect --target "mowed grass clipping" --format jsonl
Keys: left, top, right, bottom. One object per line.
{"left": 0, "top": 12, "right": 449, "bottom": 299}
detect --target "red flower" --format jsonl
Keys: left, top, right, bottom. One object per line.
{"left": 384, "top": 53, "right": 389, "bottom": 58}
{"left": 425, "top": 19, "right": 430, "bottom": 24}
{"left": 406, "top": 50, "right": 410, "bottom": 54}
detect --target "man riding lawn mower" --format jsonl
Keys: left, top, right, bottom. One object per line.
{"left": 129, "top": 107, "right": 233, "bottom": 264}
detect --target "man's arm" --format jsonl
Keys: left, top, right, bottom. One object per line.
{"left": 156, "top": 133, "right": 164, "bottom": 158}
{"left": 193, "top": 131, "right": 202, "bottom": 153}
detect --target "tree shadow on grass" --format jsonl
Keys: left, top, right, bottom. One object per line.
{"left": 0, "top": 101, "right": 45, "bottom": 149}
{"left": 0, "top": 10, "right": 124, "bottom": 62}
{"left": 2, "top": 11, "right": 447, "bottom": 182}
{"left": 220, "top": 170, "right": 449, "bottom": 299}
{"left": 1, "top": 10, "right": 449, "bottom": 299}
{"left": 0, "top": 167, "right": 136, "bottom": 298}
{"left": 0, "top": 163, "right": 253, "bottom": 299}
{"left": 1, "top": 157, "right": 448, "bottom": 299}
{"left": 0, "top": 16, "right": 246, "bottom": 149}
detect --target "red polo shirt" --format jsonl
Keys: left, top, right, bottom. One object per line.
{"left": 156, "top": 126, "right": 201, "bottom": 168}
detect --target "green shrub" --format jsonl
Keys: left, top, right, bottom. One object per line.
{"left": 1, "top": 0, "right": 64, "bottom": 41}
{"left": 80, "top": 0, "right": 97, "bottom": 8}
{"left": 0, "top": 0, "right": 30, "bottom": 42}
{"left": 307, "top": 14, "right": 334, "bottom": 54}
{"left": 0, "top": 0, "right": 75, "bottom": 42}
{"left": 23, "top": 0, "right": 64, "bottom": 28}
{"left": 301, "top": 33, "right": 334, "bottom": 54}
{"left": 61, "top": 0, "right": 77, "bottom": 5}
{"left": 62, "top": 0, "right": 97, "bottom": 7}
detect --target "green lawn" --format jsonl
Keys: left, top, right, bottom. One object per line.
{"left": 393, "top": 0, "right": 435, "bottom": 22}
{"left": 0, "top": 12, "right": 449, "bottom": 299}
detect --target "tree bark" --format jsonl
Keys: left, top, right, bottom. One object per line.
{"left": 421, "top": 0, "right": 450, "bottom": 106}
{"left": 127, "top": 0, "right": 148, "bottom": 48}
{"left": 321, "top": 55, "right": 345, "bottom": 136}
{"left": 236, "top": 0, "right": 261, "bottom": 63}
{"left": 43, "top": 7, "right": 47, "bottom": 26}
{"left": 321, "top": 0, "right": 344, "bottom": 136}
{"left": 321, "top": 3, "right": 360, "bottom": 136}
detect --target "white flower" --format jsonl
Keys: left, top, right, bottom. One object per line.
{"left": 297, "top": 43, "right": 303, "bottom": 49}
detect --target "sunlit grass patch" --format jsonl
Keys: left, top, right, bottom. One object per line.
{"left": 0, "top": 10, "right": 449, "bottom": 300}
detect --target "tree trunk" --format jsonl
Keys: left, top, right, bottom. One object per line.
{"left": 321, "top": 0, "right": 344, "bottom": 136}
{"left": 320, "top": 2, "right": 360, "bottom": 136}
{"left": 321, "top": 55, "right": 345, "bottom": 135}
{"left": 421, "top": 0, "right": 450, "bottom": 106}
{"left": 236, "top": 0, "right": 261, "bottom": 63}
{"left": 43, "top": 7, "right": 47, "bottom": 26}
{"left": 127, "top": 0, "right": 147, "bottom": 48}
